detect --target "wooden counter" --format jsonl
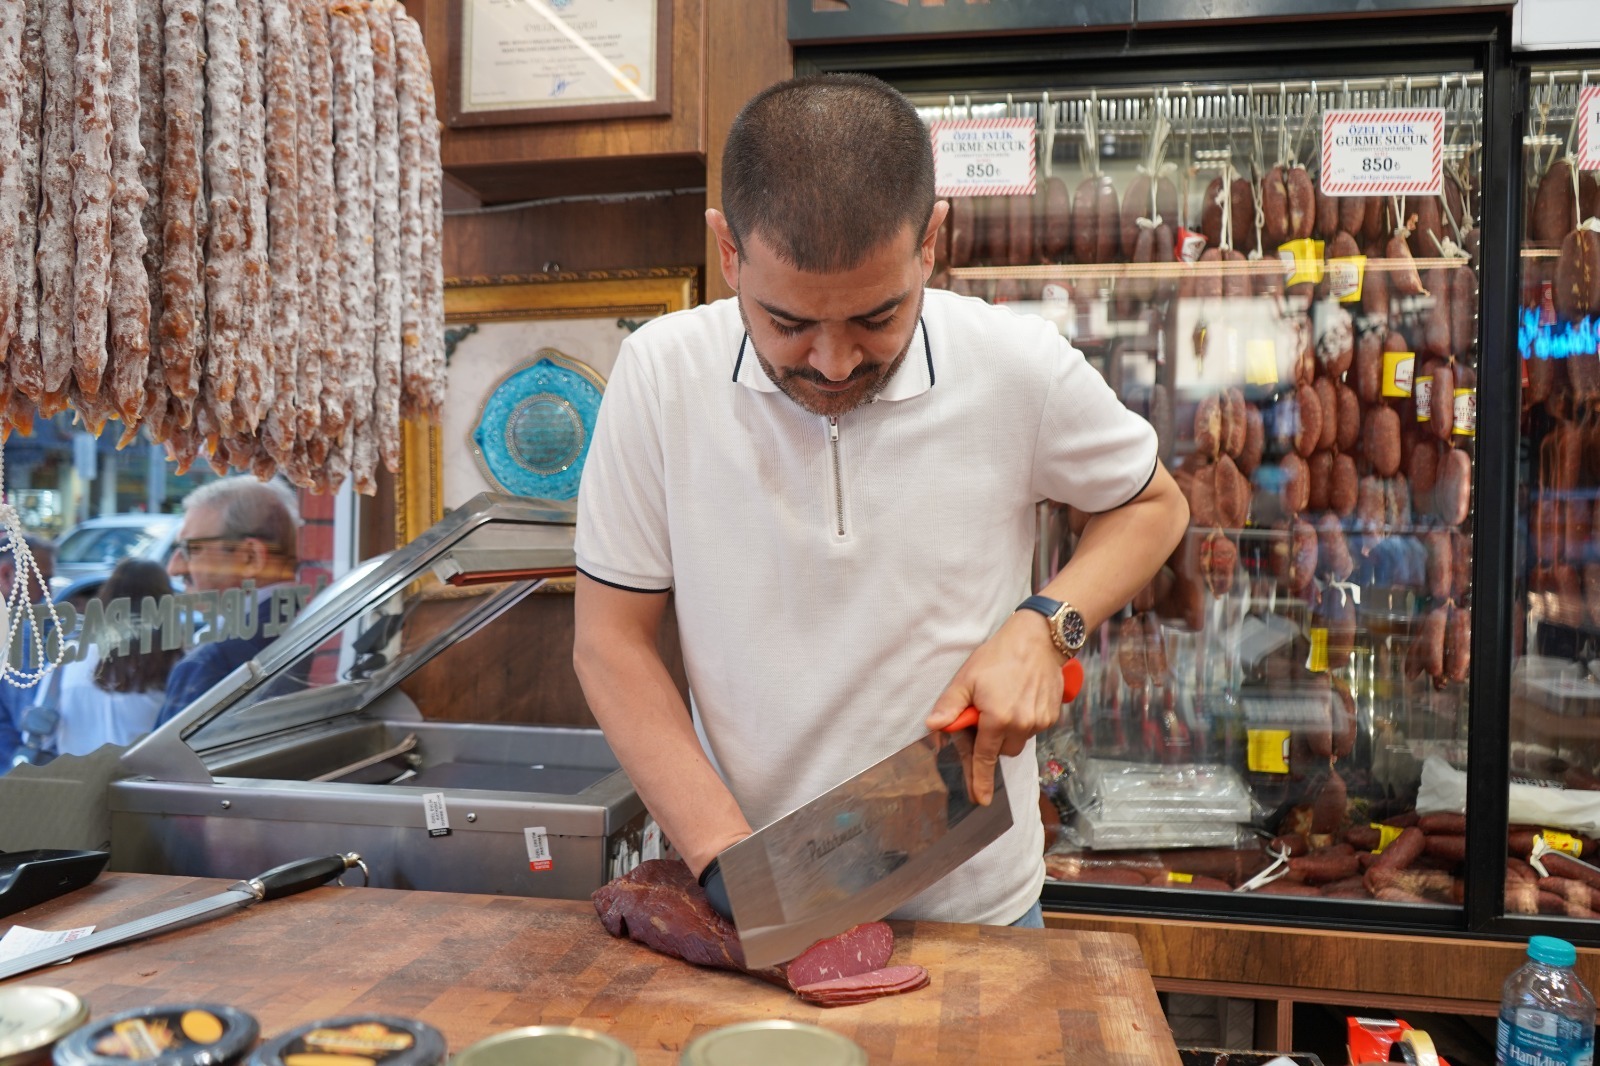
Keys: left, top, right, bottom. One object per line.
{"left": 3, "top": 873, "right": 1179, "bottom": 1065}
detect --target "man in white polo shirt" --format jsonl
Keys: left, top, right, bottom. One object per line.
{"left": 573, "top": 73, "right": 1189, "bottom": 929}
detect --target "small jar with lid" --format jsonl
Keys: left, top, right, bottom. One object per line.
{"left": 249, "top": 1013, "right": 446, "bottom": 1066}
{"left": 0, "top": 986, "right": 90, "bottom": 1066}
{"left": 679, "top": 1021, "right": 867, "bottom": 1066}
{"left": 52, "top": 1004, "right": 257, "bottom": 1066}
{"left": 450, "top": 1027, "right": 635, "bottom": 1066}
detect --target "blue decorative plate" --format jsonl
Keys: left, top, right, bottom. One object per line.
{"left": 471, "top": 351, "right": 606, "bottom": 500}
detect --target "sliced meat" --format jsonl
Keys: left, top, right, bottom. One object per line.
{"left": 592, "top": 859, "right": 902, "bottom": 995}
{"left": 784, "top": 920, "right": 893, "bottom": 987}
{"left": 794, "top": 964, "right": 931, "bottom": 1007}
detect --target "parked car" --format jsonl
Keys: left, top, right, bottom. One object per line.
{"left": 49, "top": 513, "right": 182, "bottom": 607}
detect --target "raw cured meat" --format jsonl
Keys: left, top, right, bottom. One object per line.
{"left": 235, "top": 0, "right": 273, "bottom": 433}
{"left": 261, "top": 0, "right": 303, "bottom": 467}
{"left": 202, "top": 0, "right": 247, "bottom": 421}
{"left": 36, "top": 0, "right": 77, "bottom": 409}
{"left": 330, "top": 1, "right": 377, "bottom": 492}
{"left": 301, "top": 0, "right": 339, "bottom": 461}
{"left": 392, "top": 7, "right": 427, "bottom": 422}
{"left": 158, "top": 0, "right": 207, "bottom": 405}
{"left": 8, "top": 0, "right": 46, "bottom": 429}
{"left": 106, "top": 0, "right": 153, "bottom": 424}
{"left": 367, "top": 0, "right": 403, "bottom": 474}
{"left": 71, "top": 0, "right": 114, "bottom": 398}
{"left": 592, "top": 860, "right": 925, "bottom": 1006}
{"left": 0, "top": 0, "right": 26, "bottom": 364}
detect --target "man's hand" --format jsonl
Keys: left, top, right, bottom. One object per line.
{"left": 924, "top": 611, "right": 1068, "bottom": 806}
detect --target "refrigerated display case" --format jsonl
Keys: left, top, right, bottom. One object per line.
{"left": 1507, "top": 60, "right": 1600, "bottom": 929}
{"left": 795, "top": 6, "right": 1535, "bottom": 937}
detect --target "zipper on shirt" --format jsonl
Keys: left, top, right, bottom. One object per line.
{"left": 828, "top": 416, "right": 845, "bottom": 537}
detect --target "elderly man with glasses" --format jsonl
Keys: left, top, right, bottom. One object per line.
{"left": 153, "top": 476, "right": 301, "bottom": 727}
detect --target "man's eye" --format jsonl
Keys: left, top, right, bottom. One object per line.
{"left": 860, "top": 314, "right": 897, "bottom": 333}
{"left": 771, "top": 320, "right": 806, "bottom": 338}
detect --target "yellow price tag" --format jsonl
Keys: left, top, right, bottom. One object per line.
{"left": 1327, "top": 255, "right": 1366, "bottom": 302}
{"left": 1166, "top": 872, "right": 1194, "bottom": 884}
{"left": 1246, "top": 338, "right": 1278, "bottom": 386}
{"left": 1278, "top": 238, "right": 1325, "bottom": 287}
{"left": 1248, "top": 729, "right": 1291, "bottom": 774}
{"left": 1373, "top": 823, "right": 1403, "bottom": 853}
{"left": 1308, "top": 627, "right": 1329, "bottom": 673}
{"left": 1543, "top": 830, "right": 1582, "bottom": 858}
{"left": 1382, "top": 351, "right": 1415, "bottom": 398}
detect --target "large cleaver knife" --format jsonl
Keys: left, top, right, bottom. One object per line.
{"left": 721, "top": 660, "right": 1084, "bottom": 968}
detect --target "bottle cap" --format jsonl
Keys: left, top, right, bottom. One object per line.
{"left": 1528, "top": 935, "right": 1578, "bottom": 967}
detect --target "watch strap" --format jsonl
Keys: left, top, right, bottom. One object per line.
{"left": 1016, "top": 595, "right": 1064, "bottom": 620}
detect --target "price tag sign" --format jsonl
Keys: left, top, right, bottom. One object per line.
{"left": 1580, "top": 86, "right": 1600, "bottom": 171}
{"left": 930, "top": 119, "right": 1036, "bottom": 197}
{"left": 1320, "top": 108, "right": 1444, "bottom": 197}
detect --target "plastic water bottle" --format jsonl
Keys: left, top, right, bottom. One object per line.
{"left": 1497, "top": 935, "right": 1596, "bottom": 1066}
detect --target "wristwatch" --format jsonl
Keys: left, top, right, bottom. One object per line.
{"left": 1015, "top": 595, "right": 1087, "bottom": 659}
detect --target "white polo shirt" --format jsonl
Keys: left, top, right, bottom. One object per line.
{"left": 575, "top": 287, "right": 1157, "bottom": 925}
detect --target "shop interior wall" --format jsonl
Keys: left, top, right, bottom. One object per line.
{"left": 388, "top": 0, "right": 789, "bottom": 727}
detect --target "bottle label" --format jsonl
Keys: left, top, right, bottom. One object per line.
{"left": 1498, "top": 1006, "right": 1596, "bottom": 1066}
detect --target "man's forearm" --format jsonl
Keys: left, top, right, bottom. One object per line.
{"left": 573, "top": 638, "right": 751, "bottom": 875}
{"left": 1040, "top": 482, "right": 1189, "bottom": 631}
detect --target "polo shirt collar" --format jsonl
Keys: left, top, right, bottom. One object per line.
{"left": 731, "top": 316, "right": 934, "bottom": 403}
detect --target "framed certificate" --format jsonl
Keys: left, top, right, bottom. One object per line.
{"left": 449, "top": 0, "right": 672, "bottom": 127}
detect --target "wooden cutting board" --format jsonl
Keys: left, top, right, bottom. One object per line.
{"left": 1, "top": 873, "right": 1179, "bottom": 1065}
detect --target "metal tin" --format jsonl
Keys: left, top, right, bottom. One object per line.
{"left": 0, "top": 986, "right": 89, "bottom": 1066}
{"left": 52, "top": 1004, "right": 257, "bottom": 1066}
{"left": 678, "top": 1021, "right": 867, "bottom": 1066}
{"left": 247, "top": 1015, "right": 447, "bottom": 1066}
{"left": 449, "top": 1027, "right": 636, "bottom": 1066}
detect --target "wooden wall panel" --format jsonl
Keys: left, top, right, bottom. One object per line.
{"left": 703, "top": 0, "right": 792, "bottom": 302}
{"left": 442, "top": 194, "right": 706, "bottom": 279}
{"left": 416, "top": 0, "right": 706, "bottom": 204}
{"left": 1046, "top": 912, "right": 1600, "bottom": 1010}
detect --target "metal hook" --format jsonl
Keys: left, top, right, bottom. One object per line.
{"left": 336, "top": 857, "right": 371, "bottom": 887}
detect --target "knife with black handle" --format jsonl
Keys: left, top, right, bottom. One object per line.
{"left": 0, "top": 853, "right": 361, "bottom": 982}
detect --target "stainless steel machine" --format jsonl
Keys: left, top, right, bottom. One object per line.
{"left": 108, "top": 494, "right": 653, "bottom": 901}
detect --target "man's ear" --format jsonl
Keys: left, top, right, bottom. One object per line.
{"left": 706, "top": 209, "right": 741, "bottom": 294}
{"left": 920, "top": 201, "right": 951, "bottom": 279}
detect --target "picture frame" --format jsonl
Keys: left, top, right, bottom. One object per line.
{"left": 396, "top": 268, "right": 699, "bottom": 547}
{"left": 447, "top": 0, "right": 673, "bottom": 128}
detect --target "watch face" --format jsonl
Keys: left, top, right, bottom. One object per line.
{"left": 1058, "top": 607, "right": 1087, "bottom": 650}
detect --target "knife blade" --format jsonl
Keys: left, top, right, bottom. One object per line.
{"left": 0, "top": 853, "right": 361, "bottom": 982}
{"left": 721, "top": 660, "right": 1083, "bottom": 968}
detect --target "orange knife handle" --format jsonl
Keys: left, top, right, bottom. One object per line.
{"left": 941, "top": 659, "right": 1085, "bottom": 733}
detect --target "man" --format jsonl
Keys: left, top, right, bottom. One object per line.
{"left": 0, "top": 535, "right": 58, "bottom": 769}
{"left": 153, "top": 477, "right": 300, "bottom": 727}
{"left": 572, "top": 74, "right": 1189, "bottom": 928}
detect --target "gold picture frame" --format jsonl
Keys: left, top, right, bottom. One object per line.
{"left": 397, "top": 267, "right": 699, "bottom": 547}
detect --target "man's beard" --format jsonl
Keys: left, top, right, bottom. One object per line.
{"left": 737, "top": 291, "right": 920, "bottom": 417}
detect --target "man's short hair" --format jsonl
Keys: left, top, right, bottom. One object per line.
{"left": 721, "top": 73, "right": 937, "bottom": 273}
{"left": 0, "top": 533, "right": 55, "bottom": 575}
{"left": 182, "top": 476, "right": 301, "bottom": 562}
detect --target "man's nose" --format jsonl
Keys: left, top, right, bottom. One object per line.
{"left": 809, "top": 327, "right": 863, "bottom": 382}
{"left": 168, "top": 553, "right": 186, "bottom": 578}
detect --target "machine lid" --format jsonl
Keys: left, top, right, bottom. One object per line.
{"left": 123, "top": 493, "right": 577, "bottom": 772}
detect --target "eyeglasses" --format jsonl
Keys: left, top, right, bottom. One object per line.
{"left": 172, "top": 537, "right": 245, "bottom": 560}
